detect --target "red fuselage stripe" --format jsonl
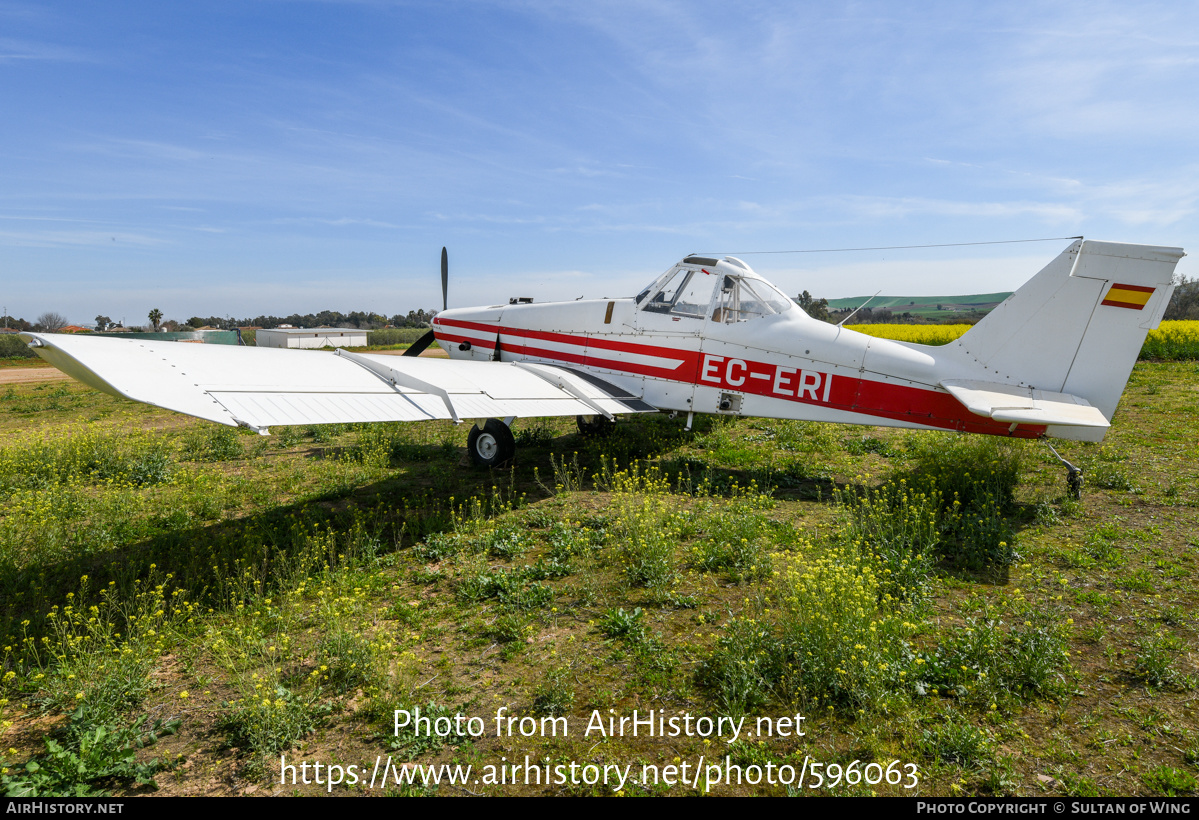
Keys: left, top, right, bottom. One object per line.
{"left": 437, "top": 317, "right": 690, "bottom": 359}
{"left": 431, "top": 318, "right": 1044, "bottom": 437}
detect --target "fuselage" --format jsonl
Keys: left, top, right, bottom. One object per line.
{"left": 431, "top": 256, "right": 1044, "bottom": 438}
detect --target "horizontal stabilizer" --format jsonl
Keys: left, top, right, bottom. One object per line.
{"left": 20, "top": 333, "right": 655, "bottom": 431}
{"left": 940, "top": 379, "right": 1109, "bottom": 429}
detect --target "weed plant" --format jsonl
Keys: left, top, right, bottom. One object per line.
{"left": 918, "top": 714, "right": 996, "bottom": 768}
{"left": 315, "top": 629, "right": 379, "bottom": 694}
{"left": 905, "top": 434, "right": 1023, "bottom": 512}
{"left": 1132, "top": 633, "right": 1194, "bottom": 690}
{"left": 532, "top": 666, "right": 576, "bottom": 716}
{"left": 899, "top": 435, "right": 1024, "bottom": 569}
{"left": 700, "top": 617, "right": 779, "bottom": 714}
{"left": 691, "top": 490, "right": 776, "bottom": 583}
{"left": 916, "top": 602, "right": 1073, "bottom": 709}
{"left": 181, "top": 426, "right": 244, "bottom": 461}
{"left": 2, "top": 713, "right": 179, "bottom": 797}
{"left": 836, "top": 479, "right": 938, "bottom": 606}
{"left": 770, "top": 547, "right": 916, "bottom": 714}
{"left": 219, "top": 685, "right": 331, "bottom": 757}
{"left": 386, "top": 701, "right": 469, "bottom": 760}
{"left": 600, "top": 607, "right": 645, "bottom": 641}
{"left": 0, "top": 429, "right": 175, "bottom": 497}
{"left": 606, "top": 466, "right": 685, "bottom": 600}
{"left": 703, "top": 545, "right": 918, "bottom": 717}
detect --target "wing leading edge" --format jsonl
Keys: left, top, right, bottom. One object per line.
{"left": 20, "top": 333, "right": 655, "bottom": 431}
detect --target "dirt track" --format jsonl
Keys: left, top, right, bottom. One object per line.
{"left": 0, "top": 365, "right": 67, "bottom": 385}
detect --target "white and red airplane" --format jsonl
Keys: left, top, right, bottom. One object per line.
{"left": 20, "top": 239, "right": 1184, "bottom": 488}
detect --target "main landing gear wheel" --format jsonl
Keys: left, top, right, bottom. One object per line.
{"left": 468, "top": 419, "right": 516, "bottom": 468}
{"left": 576, "top": 414, "right": 615, "bottom": 437}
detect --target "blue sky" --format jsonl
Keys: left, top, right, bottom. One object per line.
{"left": 2, "top": 1, "right": 1196, "bottom": 325}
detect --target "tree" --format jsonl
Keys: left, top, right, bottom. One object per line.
{"left": 796, "top": 290, "right": 831, "bottom": 323}
{"left": 1164, "top": 274, "right": 1199, "bottom": 320}
{"left": 36, "top": 312, "right": 68, "bottom": 332}
{"left": 148, "top": 308, "right": 163, "bottom": 331}
{"left": 95, "top": 315, "right": 112, "bottom": 332}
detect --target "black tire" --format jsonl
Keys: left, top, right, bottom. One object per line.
{"left": 467, "top": 419, "right": 516, "bottom": 468}
{"left": 576, "top": 414, "right": 615, "bottom": 437}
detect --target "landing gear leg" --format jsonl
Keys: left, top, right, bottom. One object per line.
{"left": 468, "top": 418, "right": 516, "bottom": 468}
{"left": 1044, "top": 440, "right": 1083, "bottom": 500}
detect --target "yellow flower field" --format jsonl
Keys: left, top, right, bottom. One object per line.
{"left": 848, "top": 320, "right": 1199, "bottom": 359}
{"left": 846, "top": 324, "right": 973, "bottom": 346}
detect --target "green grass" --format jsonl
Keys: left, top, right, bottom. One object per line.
{"left": 1, "top": 362, "right": 1198, "bottom": 796}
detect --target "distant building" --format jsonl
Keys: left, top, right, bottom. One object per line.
{"left": 256, "top": 327, "right": 368, "bottom": 349}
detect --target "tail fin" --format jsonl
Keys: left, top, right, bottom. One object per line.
{"left": 949, "top": 240, "right": 1183, "bottom": 441}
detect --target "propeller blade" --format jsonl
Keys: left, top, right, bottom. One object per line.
{"left": 405, "top": 247, "right": 447, "bottom": 358}
{"left": 441, "top": 246, "right": 448, "bottom": 312}
{"left": 402, "top": 329, "right": 436, "bottom": 358}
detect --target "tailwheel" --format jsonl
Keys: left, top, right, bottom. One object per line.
{"left": 576, "top": 414, "right": 615, "bottom": 437}
{"left": 1044, "top": 440, "right": 1084, "bottom": 500}
{"left": 468, "top": 418, "right": 516, "bottom": 468}
{"left": 1066, "top": 466, "right": 1084, "bottom": 501}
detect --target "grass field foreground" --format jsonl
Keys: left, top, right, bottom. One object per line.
{"left": 0, "top": 362, "right": 1197, "bottom": 797}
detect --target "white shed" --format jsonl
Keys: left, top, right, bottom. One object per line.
{"left": 256, "top": 328, "right": 368, "bottom": 349}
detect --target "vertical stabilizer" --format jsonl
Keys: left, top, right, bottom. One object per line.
{"left": 948, "top": 240, "right": 1183, "bottom": 441}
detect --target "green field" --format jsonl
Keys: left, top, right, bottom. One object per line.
{"left": 827, "top": 292, "right": 1013, "bottom": 321}
{"left": 1, "top": 365, "right": 1198, "bottom": 797}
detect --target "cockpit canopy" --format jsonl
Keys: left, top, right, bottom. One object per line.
{"left": 635, "top": 256, "right": 794, "bottom": 323}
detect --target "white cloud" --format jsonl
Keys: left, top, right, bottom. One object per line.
{"left": 0, "top": 36, "right": 87, "bottom": 62}
{"left": 0, "top": 229, "right": 165, "bottom": 248}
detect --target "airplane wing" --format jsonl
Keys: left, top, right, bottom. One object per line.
{"left": 20, "top": 333, "right": 655, "bottom": 432}
{"left": 939, "top": 379, "right": 1110, "bottom": 429}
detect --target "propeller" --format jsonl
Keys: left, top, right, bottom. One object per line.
{"left": 441, "top": 245, "right": 448, "bottom": 311}
{"left": 403, "top": 246, "right": 447, "bottom": 358}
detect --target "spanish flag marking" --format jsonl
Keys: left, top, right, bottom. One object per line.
{"left": 1101, "top": 283, "right": 1155, "bottom": 310}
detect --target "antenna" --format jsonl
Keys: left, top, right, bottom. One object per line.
{"left": 837, "top": 290, "right": 882, "bottom": 328}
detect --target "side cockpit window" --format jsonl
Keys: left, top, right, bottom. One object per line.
{"left": 713, "top": 276, "right": 793, "bottom": 323}
{"left": 669, "top": 269, "right": 716, "bottom": 318}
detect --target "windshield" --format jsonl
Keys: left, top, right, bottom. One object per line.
{"left": 640, "top": 267, "right": 717, "bottom": 319}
